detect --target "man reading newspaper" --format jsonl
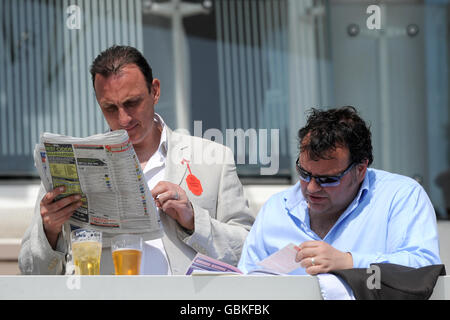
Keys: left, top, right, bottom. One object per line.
{"left": 19, "top": 45, "right": 254, "bottom": 275}
{"left": 33, "top": 129, "right": 164, "bottom": 237}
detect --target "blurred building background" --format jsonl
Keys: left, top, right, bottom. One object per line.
{"left": 0, "top": 0, "right": 449, "bottom": 274}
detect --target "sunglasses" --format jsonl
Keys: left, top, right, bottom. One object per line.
{"left": 296, "top": 159, "right": 356, "bottom": 187}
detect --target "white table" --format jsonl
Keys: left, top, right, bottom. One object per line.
{"left": 0, "top": 275, "right": 449, "bottom": 300}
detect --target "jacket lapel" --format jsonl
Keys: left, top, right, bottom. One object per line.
{"left": 161, "top": 127, "right": 196, "bottom": 274}
{"left": 164, "top": 127, "right": 189, "bottom": 185}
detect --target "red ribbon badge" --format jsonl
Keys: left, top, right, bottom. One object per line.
{"left": 181, "top": 159, "right": 203, "bottom": 196}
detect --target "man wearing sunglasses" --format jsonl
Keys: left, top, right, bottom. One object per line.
{"left": 238, "top": 106, "right": 441, "bottom": 275}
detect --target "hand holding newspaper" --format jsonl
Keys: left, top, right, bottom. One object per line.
{"left": 34, "top": 130, "right": 163, "bottom": 239}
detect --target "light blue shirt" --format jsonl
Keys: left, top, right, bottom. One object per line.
{"left": 238, "top": 168, "right": 441, "bottom": 274}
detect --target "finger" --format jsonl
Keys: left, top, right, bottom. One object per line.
{"left": 41, "top": 186, "right": 66, "bottom": 205}
{"left": 155, "top": 192, "right": 173, "bottom": 208}
{"left": 161, "top": 199, "right": 183, "bottom": 213}
{"left": 298, "top": 240, "right": 321, "bottom": 250}
{"left": 43, "top": 200, "right": 82, "bottom": 224}
{"left": 151, "top": 183, "right": 168, "bottom": 199}
{"left": 47, "top": 194, "right": 82, "bottom": 213}
{"left": 156, "top": 190, "right": 179, "bottom": 204}
{"left": 160, "top": 200, "right": 194, "bottom": 230}
{"left": 54, "top": 201, "right": 82, "bottom": 223}
{"left": 305, "top": 265, "right": 323, "bottom": 275}
{"left": 159, "top": 201, "right": 179, "bottom": 221}
{"left": 295, "top": 247, "right": 316, "bottom": 262}
{"left": 151, "top": 181, "right": 175, "bottom": 198}
{"left": 299, "top": 257, "right": 310, "bottom": 268}
{"left": 300, "top": 256, "right": 319, "bottom": 269}
{"left": 161, "top": 200, "right": 193, "bottom": 220}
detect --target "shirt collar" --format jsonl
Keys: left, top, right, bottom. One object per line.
{"left": 355, "top": 169, "right": 370, "bottom": 203}
{"left": 154, "top": 113, "right": 168, "bottom": 157}
{"left": 284, "top": 181, "right": 304, "bottom": 212}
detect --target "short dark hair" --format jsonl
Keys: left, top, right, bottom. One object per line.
{"left": 90, "top": 45, "right": 153, "bottom": 93}
{"left": 298, "top": 106, "right": 373, "bottom": 166}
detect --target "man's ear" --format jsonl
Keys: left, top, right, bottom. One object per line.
{"left": 356, "top": 159, "right": 369, "bottom": 183}
{"left": 151, "top": 78, "right": 161, "bottom": 103}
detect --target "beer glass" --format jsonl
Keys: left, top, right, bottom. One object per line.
{"left": 111, "top": 234, "right": 143, "bottom": 275}
{"left": 71, "top": 228, "right": 102, "bottom": 275}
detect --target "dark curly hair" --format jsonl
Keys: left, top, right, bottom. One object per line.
{"left": 90, "top": 45, "right": 153, "bottom": 93}
{"left": 298, "top": 106, "right": 373, "bottom": 166}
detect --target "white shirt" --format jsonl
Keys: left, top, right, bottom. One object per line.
{"left": 140, "top": 114, "right": 172, "bottom": 275}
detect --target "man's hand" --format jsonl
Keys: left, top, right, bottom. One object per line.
{"left": 295, "top": 241, "right": 353, "bottom": 275}
{"left": 40, "top": 186, "right": 83, "bottom": 249}
{"left": 151, "top": 181, "right": 194, "bottom": 231}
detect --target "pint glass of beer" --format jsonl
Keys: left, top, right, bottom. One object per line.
{"left": 71, "top": 228, "right": 102, "bottom": 275}
{"left": 111, "top": 234, "right": 143, "bottom": 275}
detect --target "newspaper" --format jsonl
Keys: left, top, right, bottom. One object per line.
{"left": 185, "top": 252, "right": 289, "bottom": 276}
{"left": 185, "top": 243, "right": 302, "bottom": 276}
{"left": 34, "top": 129, "right": 163, "bottom": 239}
{"left": 185, "top": 253, "right": 244, "bottom": 275}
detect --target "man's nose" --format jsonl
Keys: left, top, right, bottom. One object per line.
{"left": 306, "top": 178, "right": 323, "bottom": 193}
{"left": 117, "top": 107, "right": 132, "bottom": 126}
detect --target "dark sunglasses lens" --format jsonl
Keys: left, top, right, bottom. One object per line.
{"left": 318, "top": 177, "right": 339, "bottom": 184}
{"left": 318, "top": 177, "right": 340, "bottom": 187}
{"left": 299, "top": 170, "right": 311, "bottom": 182}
